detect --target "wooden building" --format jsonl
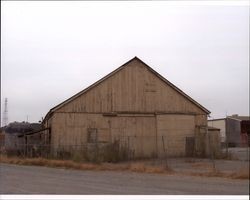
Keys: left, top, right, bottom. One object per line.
{"left": 43, "top": 57, "right": 210, "bottom": 158}
{"left": 206, "top": 127, "right": 221, "bottom": 158}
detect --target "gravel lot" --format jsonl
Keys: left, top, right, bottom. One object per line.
{"left": 0, "top": 163, "right": 248, "bottom": 195}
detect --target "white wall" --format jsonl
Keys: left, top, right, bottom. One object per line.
{"left": 208, "top": 119, "right": 226, "bottom": 142}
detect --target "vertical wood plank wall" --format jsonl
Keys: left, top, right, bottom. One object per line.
{"left": 56, "top": 60, "right": 205, "bottom": 114}
{"left": 46, "top": 59, "right": 208, "bottom": 157}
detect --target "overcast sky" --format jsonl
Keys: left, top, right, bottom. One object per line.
{"left": 1, "top": 1, "right": 249, "bottom": 124}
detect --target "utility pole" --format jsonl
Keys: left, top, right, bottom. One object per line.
{"left": 2, "top": 98, "right": 8, "bottom": 127}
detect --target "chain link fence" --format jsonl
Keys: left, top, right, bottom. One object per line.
{"left": 1, "top": 135, "right": 196, "bottom": 160}
{"left": 1, "top": 135, "right": 248, "bottom": 175}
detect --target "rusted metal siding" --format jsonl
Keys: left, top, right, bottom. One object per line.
{"left": 226, "top": 118, "right": 241, "bottom": 147}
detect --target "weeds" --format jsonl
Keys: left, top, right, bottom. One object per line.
{"left": 191, "top": 162, "right": 214, "bottom": 170}
{"left": 0, "top": 155, "right": 248, "bottom": 179}
{"left": 183, "top": 168, "right": 249, "bottom": 180}
{"left": 0, "top": 155, "right": 172, "bottom": 174}
{"left": 230, "top": 167, "right": 249, "bottom": 179}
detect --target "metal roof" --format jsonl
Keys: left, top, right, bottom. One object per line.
{"left": 209, "top": 116, "right": 250, "bottom": 122}
{"left": 228, "top": 115, "right": 250, "bottom": 121}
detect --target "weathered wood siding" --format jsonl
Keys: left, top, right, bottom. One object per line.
{"left": 56, "top": 59, "right": 205, "bottom": 114}
{"left": 208, "top": 120, "right": 226, "bottom": 142}
{"left": 50, "top": 113, "right": 157, "bottom": 157}
{"left": 156, "top": 114, "right": 195, "bottom": 156}
{"left": 206, "top": 129, "right": 221, "bottom": 157}
{"left": 109, "top": 116, "right": 157, "bottom": 157}
{"left": 50, "top": 112, "right": 206, "bottom": 157}
{"left": 46, "top": 58, "right": 208, "bottom": 157}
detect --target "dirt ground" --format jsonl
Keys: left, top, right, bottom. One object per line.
{"left": 0, "top": 163, "right": 249, "bottom": 195}
{"left": 162, "top": 157, "right": 249, "bottom": 174}
{"left": 227, "top": 147, "right": 249, "bottom": 161}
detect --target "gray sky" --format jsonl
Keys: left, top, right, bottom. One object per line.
{"left": 1, "top": 1, "right": 249, "bottom": 124}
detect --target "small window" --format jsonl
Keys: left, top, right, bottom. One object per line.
{"left": 87, "top": 128, "right": 98, "bottom": 143}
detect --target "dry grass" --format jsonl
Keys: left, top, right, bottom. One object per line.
{"left": 230, "top": 167, "right": 249, "bottom": 179}
{"left": 0, "top": 155, "right": 173, "bottom": 174}
{"left": 0, "top": 155, "right": 248, "bottom": 179}
{"left": 0, "top": 156, "right": 98, "bottom": 171}
{"left": 191, "top": 162, "right": 214, "bottom": 170}
{"left": 185, "top": 158, "right": 196, "bottom": 163}
{"left": 128, "top": 163, "right": 170, "bottom": 173}
{"left": 129, "top": 163, "right": 146, "bottom": 172}
{"left": 186, "top": 169, "right": 224, "bottom": 178}
{"left": 184, "top": 168, "right": 249, "bottom": 180}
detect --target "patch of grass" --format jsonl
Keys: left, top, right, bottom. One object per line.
{"left": 0, "top": 155, "right": 173, "bottom": 174}
{"left": 184, "top": 168, "right": 249, "bottom": 180}
{"left": 129, "top": 163, "right": 146, "bottom": 172}
{"left": 191, "top": 162, "right": 214, "bottom": 170}
{"left": 187, "top": 169, "right": 224, "bottom": 178}
{"left": 144, "top": 166, "right": 166, "bottom": 173}
{"left": 230, "top": 167, "right": 249, "bottom": 179}
{"left": 185, "top": 158, "right": 196, "bottom": 163}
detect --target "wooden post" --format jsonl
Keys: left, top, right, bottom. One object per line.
{"left": 155, "top": 116, "right": 158, "bottom": 158}
{"left": 208, "top": 128, "right": 216, "bottom": 171}
{"left": 162, "top": 136, "right": 168, "bottom": 167}
{"left": 25, "top": 136, "right": 27, "bottom": 157}
{"left": 127, "top": 136, "right": 130, "bottom": 160}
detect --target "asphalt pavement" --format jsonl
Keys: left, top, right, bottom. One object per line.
{"left": 0, "top": 163, "right": 248, "bottom": 195}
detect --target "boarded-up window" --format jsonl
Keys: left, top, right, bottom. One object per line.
{"left": 87, "top": 128, "right": 98, "bottom": 143}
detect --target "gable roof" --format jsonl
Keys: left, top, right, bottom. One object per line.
{"left": 43, "top": 57, "right": 210, "bottom": 122}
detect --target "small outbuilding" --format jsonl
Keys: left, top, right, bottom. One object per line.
{"left": 206, "top": 126, "right": 221, "bottom": 158}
